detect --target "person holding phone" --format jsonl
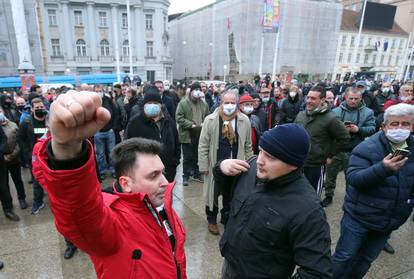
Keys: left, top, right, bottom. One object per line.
{"left": 332, "top": 103, "right": 414, "bottom": 279}
{"left": 322, "top": 87, "right": 376, "bottom": 207}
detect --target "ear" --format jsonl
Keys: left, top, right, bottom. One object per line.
{"left": 118, "top": 176, "right": 133, "bottom": 193}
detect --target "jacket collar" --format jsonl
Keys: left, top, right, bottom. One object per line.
{"left": 259, "top": 168, "right": 303, "bottom": 189}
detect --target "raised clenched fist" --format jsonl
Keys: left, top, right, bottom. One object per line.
{"left": 50, "top": 90, "right": 111, "bottom": 159}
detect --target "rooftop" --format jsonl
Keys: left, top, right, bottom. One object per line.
{"left": 341, "top": 9, "right": 408, "bottom": 36}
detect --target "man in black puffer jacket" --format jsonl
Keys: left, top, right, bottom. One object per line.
{"left": 125, "top": 87, "right": 180, "bottom": 182}
{"left": 332, "top": 103, "right": 414, "bottom": 278}
{"left": 215, "top": 124, "right": 332, "bottom": 279}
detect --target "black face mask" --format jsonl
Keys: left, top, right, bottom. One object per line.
{"left": 17, "top": 105, "right": 24, "bottom": 111}
{"left": 34, "top": 109, "right": 46, "bottom": 118}
{"left": 3, "top": 102, "right": 11, "bottom": 108}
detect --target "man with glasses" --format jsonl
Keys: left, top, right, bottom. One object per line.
{"left": 332, "top": 103, "right": 414, "bottom": 278}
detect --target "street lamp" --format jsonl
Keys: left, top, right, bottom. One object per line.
{"left": 223, "top": 64, "right": 227, "bottom": 83}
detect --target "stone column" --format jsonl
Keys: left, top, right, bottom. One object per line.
{"left": 61, "top": 0, "right": 74, "bottom": 59}
{"left": 111, "top": 4, "right": 121, "bottom": 75}
{"left": 86, "top": 1, "right": 97, "bottom": 60}
{"left": 134, "top": 3, "right": 144, "bottom": 61}
{"left": 9, "top": 0, "right": 32, "bottom": 63}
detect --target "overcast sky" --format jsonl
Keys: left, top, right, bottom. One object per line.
{"left": 168, "top": 0, "right": 216, "bottom": 15}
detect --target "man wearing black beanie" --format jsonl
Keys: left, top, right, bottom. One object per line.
{"left": 214, "top": 124, "right": 332, "bottom": 279}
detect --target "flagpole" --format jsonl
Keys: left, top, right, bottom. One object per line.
{"left": 271, "top": 29, "right": 280, "bottom": 82}
{"left": 127, "top": 0, "right": 133, "bottom": 75}
{"left": 404, "top": 43, "right": 414, "bottom": 82}
{"left": 259, "top": 33, "right": 264, "bottom": 77}
{"left": 351, "top": 0, "right": 367, "bottom": 78}
{"left": 400, "top": 32, "right": 412, "bottom": 81}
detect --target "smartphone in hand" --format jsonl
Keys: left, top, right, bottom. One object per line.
{"left": 392, "top": 149, "right": 411, "bottom": 159}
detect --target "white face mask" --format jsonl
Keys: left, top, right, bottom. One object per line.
{"left": 289, "top": 91, "right": 297, "bottom": 98}
{"left": 261, "top": 96, "right": 270, "bottom": 103}
{"left": 242, "top": 106, "right": 254, "bottom": 115}
{"left": 164, "top": 85, "right": 170, "bottom": 91}
{"left": 386, "top": 128, "right": 411, "bottom": 143}
{"left": 192, "top": 89, "right": 201, "bottom": 98}
{"left": 223, "top": 104, "right": 237, "bottom": 116}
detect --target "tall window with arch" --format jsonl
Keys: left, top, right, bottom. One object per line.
{"left": 100, "top": 39, "right": 110, "bottom": 56}
{"left": 76, "top": 39, "right": 87, "bottom": 56}
{"left": 122, "top": 40, "right": 129, "bottom": 57}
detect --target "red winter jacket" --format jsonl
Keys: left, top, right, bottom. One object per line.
{"left": 32, "top": 138, "right": 187, "bottom": 279}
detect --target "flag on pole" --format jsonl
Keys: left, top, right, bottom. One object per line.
{"left": 263, "top": 0, "right": 280, "bottom": 33}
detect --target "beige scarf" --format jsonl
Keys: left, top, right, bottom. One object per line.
{"left": 219, "top": 109, "right": 237, "bottom": 145}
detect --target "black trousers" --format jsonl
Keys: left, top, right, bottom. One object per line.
{"left": 164, "top": 165, "right": 177, "bottom": 183}
{"left": 182, "top": 135, "right": 200, "bottom": 178}
{"left": 7, "top": 163, "right": 26, "bottom": 200}
{"left": 0, "top": 162, "right": 12, "bottom": 212}
{"left": 206, "top": 180, "right": 231, "bottom": 224}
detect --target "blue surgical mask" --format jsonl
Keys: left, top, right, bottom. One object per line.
{"left": 144, "top": 103, "right": 161, "bottom": 118}
{"left": 0, "top": 112, "right": 4, "bottom": 122}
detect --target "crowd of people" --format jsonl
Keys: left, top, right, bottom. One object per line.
{"left": 0, "top": 75, "right": 413, "bottom": 278}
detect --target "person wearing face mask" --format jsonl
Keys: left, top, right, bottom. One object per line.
{"left": 198, "top": 89, "right": 253, "bottom": 235}
{"left": 15, "top": 97, "right": 26, "bottom": 121}
{"left": 0, "top": 108, "right": 27, "bottom": 210}
{"left": 332, "top": 103, "right": 414, "bottom": 279}
{"left": 277, "top": 85, "right": 302, "bottom": 125}
{"left": 257, "top": 87, "right": 278, "bottom": 131}
{"left": 176, "top": 82, "right": 210, "bottom": 186}
{"left": 239, "top": 95, "right": 262, "bottom": 154}
{"left": 18, "top": 98, "right": 48, "bottom": 214}
{"left": 0, "top": 95, "right": 19, "bottom": 125}
{"left": 374, "top": 82, "right": 397, "bottom": 128}
{"left": 125, "top": 87, "right": 180, "bottom": 182}
{"left": 383, "top": 84, "right": 414, "bottom": 111}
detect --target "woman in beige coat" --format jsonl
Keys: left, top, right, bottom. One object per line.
{"left": 198, "top": 89, "right": 253, "bottom": 235}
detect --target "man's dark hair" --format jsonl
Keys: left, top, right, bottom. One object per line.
{"left": 30, "top": 84, "right": 40, "bottom": 93}
{"left": 153, "top": 80, "right": 163, "bottom": 86}
{"left": 114, "top": 84, "right": 122, "bottom": 90}
{"left": 30, "top": 97, "right": 43, "bottom": 107}
{"left": 128, "top": 87, "right": 137, "bottom": 97}
{"left": 111, "top": 138, "right": 162, "bottom": 178}
{"left": 310, "top": 85, "right": 326, "bottom": 99}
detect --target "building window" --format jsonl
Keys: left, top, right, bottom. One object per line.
{"left": 359, "top": 36, "right": 364, "bottom": 47}
{"left": 356, "top": 53, "right": 360, "bottom": 63}
{"left": 395, "top": 56, "right": 400, "bottom": 65}
{"left": 74, "top": 10, "right": 83, "bottom": 26}
{"left": 338, "top": 52, "right": 343, "bottom": 63}
{"left": 48, "top": 9, "right": 57, "bottom": 26}
{"left": 350, "top": 36, "right": 355, "bottom": 47}
{"left": 145, "top": 14, "right": 153, "bottom": 30}
{"left": 146, "top": 41, "right": 153, "bottom": 57}
{"left": 76, "top": 39, "right": 87, "bottom": 56}
{"left": 399, "top": 39, "right": 404, "bottom": 49}
{"left": 122, "top": 40, "right": 129, "bottom": 57}
{"left": 147, "top": 70, "right": 155, "bottom": 83}
{"left": 372, "top": 54, "right": 377, "bottom": 64}
{"left": 347, "top": 53, "right": 352, "bottom": 63}
{"left": 163, "top": 16, "right": 167, "bottom": 32}
{"left": 364, "top": 54, "right": 369, "bottom": 64}
{"left": 388, "top": 55, "right": 392, "bottom": 65}
{"left": 341, "top": 35, "right": 346, "bottom": 46}
{"left": 99, "top": 11, "right": 108, "bottom": 27}
{"left": 391, "top": 39, "right": 396, "bottom": 49}
{"left": 380, "top": 55, "right": 385, "bottom": 65}
{"left": 100, "top": 39, "right": 110, "bottom": 56}
{"left": 51, "top": 39, "right": 61, "bottom": 56}
{"left": 367, "top": 37, "right": 372, "bottom": 46}
{"left": 122, "top": 13, "right": 128, "bottom": 28}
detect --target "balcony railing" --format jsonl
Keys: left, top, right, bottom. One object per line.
{"left": 99, "top": 56, "right": 114, "bottom": 63}
{"left": 120, "top": 56, "right": 136, "bottom": 63}
{"left": 75, "top": 56, "right": 91, "bottom": 63}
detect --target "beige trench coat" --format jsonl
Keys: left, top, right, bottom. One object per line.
{"left": 198, "top": 109, "right": 253, "bottom": 209}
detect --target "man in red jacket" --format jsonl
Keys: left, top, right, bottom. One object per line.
{"left": 32, "top": 90, "right": 186, "bottom": 279}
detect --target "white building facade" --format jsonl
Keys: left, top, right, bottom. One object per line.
{"left": 333, "top": 10, "right": 409, "bottom": 81}
{"left": 169, "top": 0, "right": 343, "bottom": 81}
{"left": 1, "top": 0, "right": 172, "bottom": 83}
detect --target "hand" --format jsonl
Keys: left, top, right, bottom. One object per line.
{"left": 220, "top": 159, "right": 250, "bottom": 176}
{"left": 326, "top": 158, "right": 333, "bottom": 166}
{"left": 383, "top": 153, "right": 408, "bottom": 172}
{"left": 348, "top": 124, "right": 359, "bottom": 133}
{"left": 50, "top": 90, "right": 111, "bottom": 160}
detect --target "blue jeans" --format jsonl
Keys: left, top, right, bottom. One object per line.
{"left": 332, "top": 213, "right": 391, "bottom": 279}
{"left": 94, "top": 130, "right": 115, "bottom": 176}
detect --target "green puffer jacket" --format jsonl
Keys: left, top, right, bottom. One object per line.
{"left": 175, "top": 96, "right": 210, "bottom": 144}
{"left": 295, "top": 103, "right": 350, "bottom": 166}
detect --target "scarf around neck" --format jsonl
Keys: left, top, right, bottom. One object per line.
{"left": 219, "top": 109, "right": 237, "bottom": 145}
